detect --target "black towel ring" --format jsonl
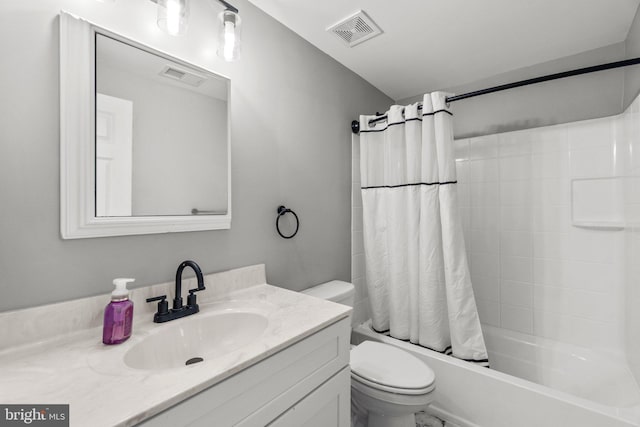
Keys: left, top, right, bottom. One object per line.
{"left": 276, "top": 206, "right": 299, "bottom": 239}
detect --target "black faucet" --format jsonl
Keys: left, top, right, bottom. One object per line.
{"left": 146, "top": 260, "right": 206, "bottom": 323}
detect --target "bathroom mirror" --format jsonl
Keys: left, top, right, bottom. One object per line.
{"left": 60, "top": 12, "right": 231, "bottom": 239}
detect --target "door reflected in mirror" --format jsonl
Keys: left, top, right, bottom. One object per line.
{"left": 95, "top": 34, "right": 229, "bottom": 217}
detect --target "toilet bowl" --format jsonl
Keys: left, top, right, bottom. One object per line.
{"left": 351, "top": 340, "right": 435, "bottom": 427}
{"left": 302, "top": 281, "right": 436, "bottom": 427}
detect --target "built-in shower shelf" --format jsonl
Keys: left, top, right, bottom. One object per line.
{"left": 571, "top": 177, "right": 626, "bottom": 231}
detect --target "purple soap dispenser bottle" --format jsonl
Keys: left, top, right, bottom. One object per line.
{"left": 103, "top": 278, "right": 135, "bottom": 345}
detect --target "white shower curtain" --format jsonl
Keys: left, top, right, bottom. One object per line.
{"left": 359, "top": 92, "right": 488, "bottom": 365}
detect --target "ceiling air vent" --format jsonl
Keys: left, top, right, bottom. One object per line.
{"left": 327, "top": 10, "right": 383, "bottom": 48}
{"left": 159, "top": 65, "right": 206, "bottom": 87}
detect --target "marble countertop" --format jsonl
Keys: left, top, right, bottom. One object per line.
{"left": 0, "top": 267, "right": 351, "bottom": 426}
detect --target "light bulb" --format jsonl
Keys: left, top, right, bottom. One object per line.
{"left": 217, "top": 10, "right": 242, "bottom": 62}
{"left": 166, "top": 0, "right": 181, "bottom": 35}
{"left": 157, "top": 0, "right": 189, "bottom": 36}
{"left": 223, "top": 21, "right": 236, "bottom": 61}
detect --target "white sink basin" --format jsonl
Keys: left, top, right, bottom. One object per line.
{"left": 124, "top": 307, "right": 269, "bottom": 370}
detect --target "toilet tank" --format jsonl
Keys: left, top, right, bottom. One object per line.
{"left": 301, "top": 280, "right": 355, "bottom": 307}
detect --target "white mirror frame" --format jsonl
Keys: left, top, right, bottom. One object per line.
{"left": 59, "top": 12, "right": 231, "bottom": 239}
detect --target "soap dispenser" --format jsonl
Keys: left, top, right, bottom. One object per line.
{"left": 103, "top": 278, "right": 135, "bottom": 345}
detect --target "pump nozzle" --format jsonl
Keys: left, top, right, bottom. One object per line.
{"left": 112, "top": 278, "right": 135, "bottom": 301}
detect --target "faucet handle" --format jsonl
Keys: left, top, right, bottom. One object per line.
{"left": 146, "top": 295, "right": 169, "bottom": 316}
{"left": 187, "top": 289, "right": 201, "bottom": 308}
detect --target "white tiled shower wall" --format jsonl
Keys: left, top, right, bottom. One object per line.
{"left": 351, "top": 94, "right": 640, "bottom": 363}
{"left": 623, "top": 95, "right": 640, "bottom": 382}
{"left": 454, "top": 103, "right": 640, "bottom": 354}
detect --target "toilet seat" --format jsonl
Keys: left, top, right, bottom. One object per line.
{"left": 351, "top": 375, "right": 435, "bottom": 409}
{"left": 350, "top": 341, "right": 435, "bottom": 395}
{"left": 351, "top": 370, "right": 435, "bottom": 395}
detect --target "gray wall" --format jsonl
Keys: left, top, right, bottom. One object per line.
{"left": 0, "top": 1, "right": 392, "bottom": 312}
{"left": 625, "top": 5, "right": 640, "bottom": 109}
{"left": 398, "top": 43, "right": 628, "bottom": 139}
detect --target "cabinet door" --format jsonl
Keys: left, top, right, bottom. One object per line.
{"left": 267, "top": 367, "right": 350, "bottom": 427}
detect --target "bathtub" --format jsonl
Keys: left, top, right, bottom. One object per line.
{"left": 352, "top": 321, "right": 640, "bottom": 427}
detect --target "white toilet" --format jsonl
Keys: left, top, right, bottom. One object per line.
{"left": 302, "top": 281, "right": 436, "bottom": 427}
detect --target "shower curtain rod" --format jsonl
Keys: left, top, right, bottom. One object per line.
{"left": 351, "top": 56, "right": 640, "bottom": 134}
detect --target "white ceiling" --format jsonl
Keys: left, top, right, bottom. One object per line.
{"left": 247, "top": 0, "right": 640, "bottom": 100}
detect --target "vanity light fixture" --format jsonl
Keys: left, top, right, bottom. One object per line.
{"left": 154, "top": 0, "right": 190, "bottom": 36}
{"left": 149, "top": 0, "right": 241, "bottom": 61}
{"left": 216, "top": 0, "right": 241, "bottom": 62}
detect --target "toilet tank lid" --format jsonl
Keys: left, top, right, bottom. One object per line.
{"left": 301, "top": 280, "right": 354, "bottom": 302}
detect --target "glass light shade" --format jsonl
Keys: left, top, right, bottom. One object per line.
{"left": 157, "top": 0, "right": 189, "bottom": 36}
{"left": 217, "top": 10, "right": 242, "bottom": 62}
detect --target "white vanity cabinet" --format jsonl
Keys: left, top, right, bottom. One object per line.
{"left": 267, "top": 367, "right": 350, "bottom": 427}
{"left": 138, "top": 317, "right": 351, "bottom": 427}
